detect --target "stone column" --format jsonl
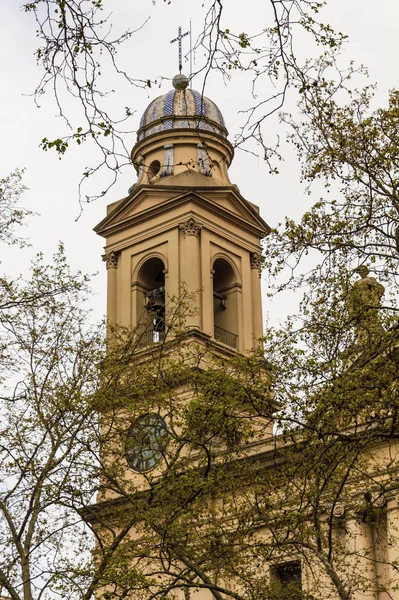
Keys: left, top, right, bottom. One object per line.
{"left": 346, "top": 517, "right": 378, "bottom": 600}
{"left": 102, "top": 251, "right": 119, "bottom": 326}
{"left": 386, "top": 498, "right": 399, "bottom": 599}
{"left": 179, "top": 218, "right": 202, "bottom": 331}
{"left": 250, "top": 252, "right": 263, "bottom": 344}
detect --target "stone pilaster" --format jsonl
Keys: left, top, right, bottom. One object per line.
{"left": 102, "top": 251, "right": 119, "bottom": 325}
{"left": 386, "top": 498, "right": 399, "bottom": 599}
{"left": 346, "top": 517, "right": 377, "bottom": 600}
{"left": 250, "top": 252, "right": 263, "bottom": 342}
{"left": 179, "top": 218, "right": 202, "bottom": 330}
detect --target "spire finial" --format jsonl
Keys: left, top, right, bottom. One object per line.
{"left": 170, "top": 25, "right": 189, "bottom": 74}
{"left": 172, "top": 74, "right": 189, "bottom": 90}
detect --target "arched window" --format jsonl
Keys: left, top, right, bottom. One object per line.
{"left": 212, "top": 258, "right": 238, "bottom": 348}
{"left": 148, "top": 160, "right": 161, "bottom": 181}
{"left": 136, "top": 257, "right": 165, "bottom": 344}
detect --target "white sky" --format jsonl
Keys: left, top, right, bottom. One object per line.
{"left": 1, "top": 0, "right": 398, "bottom": 324}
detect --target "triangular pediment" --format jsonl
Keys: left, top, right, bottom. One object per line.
{"left": 94, "top": 182, "right": 270, "bottom": 240}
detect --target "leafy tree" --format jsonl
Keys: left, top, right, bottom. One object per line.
{"left": 0, "top": 283, "right": 273, "bottom": 600}
{"left": 0, "top": 247, "right": 104, "bottom": 600}
{"left": 0, "top": 175, "right": 99, "bottom": 599}
{"left": 0, "top": 172, "right": 88, "bottom": 313}
{"left": 2, "top": 5, "right": 399, "bottom": 597}
{"left": 270, "top": 77, "right": 399, "bottom": 291}
{"left": 72, "top": 292, "right": 399, "bottom": 600}
{"left": 1, "top": 247, "right": 399, "bottom": 600}
{"left": 0, "top": 170, "right": 30, "bottom": 247}
{"left": 249, "top": 67, "right": 399, "bottom": 598}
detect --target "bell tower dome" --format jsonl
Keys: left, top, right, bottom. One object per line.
{"left": 95, "top": 78, "right": 270, "bottom": 352}
{"left": 131, "top": 74, "right": 234, "bottom": 188}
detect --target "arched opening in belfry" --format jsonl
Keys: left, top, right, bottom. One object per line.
{"left": 137, "top": 257, "right": 165, "bottom": 343}
{"left": 212, "top": 258, "right": 239, "bottom": 348}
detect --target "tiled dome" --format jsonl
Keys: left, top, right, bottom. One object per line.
{"left": 137, "top": 88, "right": 228, "bottom": 141}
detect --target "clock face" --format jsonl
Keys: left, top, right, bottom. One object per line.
{"left": 126, "top": 413, "right": 168, "bottom": 473}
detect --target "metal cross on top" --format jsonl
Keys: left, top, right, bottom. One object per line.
{"left": 170, "top": 26, "right": 190, "bottom": 74}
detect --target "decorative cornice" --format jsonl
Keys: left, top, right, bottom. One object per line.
{"left": 94, "top": 186, "right": 271, "bottom": 241}
{"left": 179, "top": 217, "right": 202, "bottom": 237}
{"left": 102, "top": 251, "right": 119, "bottom": 270}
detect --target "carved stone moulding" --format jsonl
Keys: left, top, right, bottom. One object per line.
{"left": 332, "top": 503, "right": 346, "bottom": 518}
{"left": 102, "top": 251, "right": 119, "bottom": 270}
{"left": 179, "top": 217, "right": 202, "bottom": 237}
{"left": 371, "top": 494, "right": 386, "bottom": 508}
{"left": 250, "top": 252, "right": 264, "bottom": 275}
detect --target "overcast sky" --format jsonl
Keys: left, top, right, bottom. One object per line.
{"left": 1, "top": 0, "right": 398, "bottom": 325}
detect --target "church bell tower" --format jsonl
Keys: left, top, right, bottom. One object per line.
{"left": 95, "top": 74, "right": 270, "bottom": 353}
{"left": 88, "top": 77, "right": 274, "bottom": 597}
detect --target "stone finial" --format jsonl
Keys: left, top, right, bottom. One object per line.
{"left": 102, "top": 251, "right": 119, "bottom": 270}
{"left": 172, "top": 73, "right": 189, "bottom": 90}
{"left": 179, "top": 218, "right": 202, "bottom": 237}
